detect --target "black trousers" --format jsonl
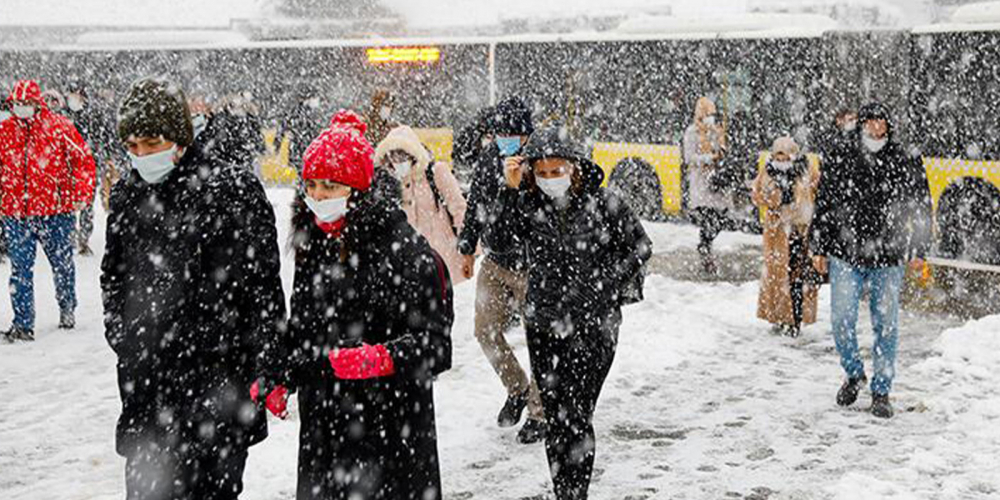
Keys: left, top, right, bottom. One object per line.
{"left": 527, "top": 310, "right": 620, "bottom": 500}
{"left": 693, "top": 207, "right": 728, "bottom": 257}
{"left": 788, "top": 231, "right": 810, "bottom": 328}
{"left": 125, "top": 442, "right": 249, "bottom": 500}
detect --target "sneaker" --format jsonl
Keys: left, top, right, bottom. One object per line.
{"left": 79, "top": 242, "right": 94, "bottom": 256}
{"left": 517, "top": 418, "right": 547, "bottom": 444}
{"left": 59, "top": 310, "right": 75, "bottom": 330}
{"left": 3, "top": 326, "right": 35, "bottom": 342}
{"left": 836, "top": 375, "right": 867, "bottom": 407}
{"left": 871, "top": 394, "right": 894, "bottom": 419}
{"left": 497, "top": 391, "right": 529, "bottom": 428}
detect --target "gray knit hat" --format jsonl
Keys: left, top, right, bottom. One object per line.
{"left": 117, "top": 76, "right": 194, "bottom": 147}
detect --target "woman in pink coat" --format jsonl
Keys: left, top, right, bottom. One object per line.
{"left": 375, "top": 125, "right": 472, "bottom": 284}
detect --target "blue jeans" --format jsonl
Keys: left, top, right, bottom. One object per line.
{"left": 4, "top": 214, "right": 77, "bottom": 330}
{"left": 829, "top": 257, "right": 904, "bottom": 396}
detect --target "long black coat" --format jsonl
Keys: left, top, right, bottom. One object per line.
{"left": 484, "top": 138, "right": 652, "bottom": 335}
{"left": 286, "top": 186, "right": 453, "bottom": 500}
{"left": 101, "top": 147, "right": 286, "bottom": 457}
{"left": 811, "top": 103, "right": 933, "bottom": 268}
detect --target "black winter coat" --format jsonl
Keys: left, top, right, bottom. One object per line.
{"left": 484, "top": 143, "right": 652, "bottom": 335}
{"left": 286, "top": 186, "right": 453, "bottom": 500}
{"left": 101, "top": 147, "right": 287, "bottom": 457}
{"left": 456, "top": 143, "right": 526, "bottom": 271}
{"left": 811, "top": 116, "right": 932, "bottom": 268}
{"left": 195, "top": 110, "right": 265, "bottom": 171}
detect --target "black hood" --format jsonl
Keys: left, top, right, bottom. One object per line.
{"left": 521, "top": 126, "right": 604, "bottom": 191}
{"left": 492, "top": 97, "right": 534, "bottom": 137}
{"left": 858, "top": 102, "right": 894, "bottom": 141}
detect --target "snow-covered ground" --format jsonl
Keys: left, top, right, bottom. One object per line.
{"left": 1, "top": 187, "right": 998, "bottom": 499}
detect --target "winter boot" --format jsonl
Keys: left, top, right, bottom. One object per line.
{"left": 700, "top": 254, "right": 718, "bottom": 277}
{"left": 497, "top": 390, "right": 529, "bottom": 428}
{"left": 3, "top": 326, "right": 35, "bottom": 342}
{"left": 517, "top": 418, "right": 547, "bottom": 444}
{"left": 58, "top": 310, "right": 75, "bottom": 330}
{"left": 837, "top": 375, "right": 867, "bottom": 407}
{"left": 786, "top": 324, "right": 801, "bottom": 338}
{"left": 871, "top": 394, "right": 894, "bottom": 419}
{"left": 78, "top": 242, "right": 94, "bottom": 256}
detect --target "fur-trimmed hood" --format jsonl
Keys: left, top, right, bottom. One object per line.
{"left": 374, "top": 125, "right": 433, "bottom": 179}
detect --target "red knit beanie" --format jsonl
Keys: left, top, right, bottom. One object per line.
{"left": 302, "top": 110, "right": 375, "bottom": 191}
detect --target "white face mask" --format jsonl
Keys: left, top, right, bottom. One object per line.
{"left": 67, "top": 96, "right": 84, "bottom": 112}
{"left": 843, "top": 120, "right": 857, "bottom": 132}
{"left": 537, "top": 175, "right": 572, "bottom": 199}
{"left": 862, "top": 134, "right": 888, "bottom": 153}
{"left": 129, "top": 145, "right": 179, "bottom": 184}
{"left": 304, "top": 195, "right": 349, "bottom": 223}
{"left": 703, "top": 115, "right": 716, "bottom": 126}
{"left": 12, "top": 105, "right": 35, "bottom": 119}
{"left": 771, "top": 160, "right": 794, "bottom": 171}
{"left": 192, "top": 114, "right": 208, "bottom": 137}
{"left": 379, "top": 106, "right": 392, "bottom": 120}
{"left": 393, "top": 161, "right": 412, "bottom": 180}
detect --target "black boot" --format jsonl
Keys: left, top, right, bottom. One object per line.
{"left": 497, "top": 390, "right": 529, "bottom": 428}
{"left": 59, "top": 310, "right": 75, "bottom": 330}
{"left": 837, "top": 375, "right": 867, "bottom": 407}
{"left": 517, "top": 418, "right": 547, "bottom": 444}
{"left": 79, "top": 242, "right": 94, "bottom": 256}
{"left": 3, "top": 326, "right": 35, "bottom": 342}
{"left": 786, "top": 324, "right": 801, "bottom": 338}
{"left": 871, "top": 394, "right": 894, "bottom": 419}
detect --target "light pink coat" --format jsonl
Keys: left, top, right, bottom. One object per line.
{"left": 375, "top": 126, "right": 471, "bottom": 285}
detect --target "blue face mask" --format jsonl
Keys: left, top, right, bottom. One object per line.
{"left": 496, "top": 136, "right": 522, "bottom": 157}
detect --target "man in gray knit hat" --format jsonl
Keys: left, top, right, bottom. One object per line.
{"left": 102, "top": 76, "right": 287, "bottom": 499}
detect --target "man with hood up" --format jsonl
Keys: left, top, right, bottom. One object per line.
{"left": 0, "top": 79, "right": 96, "bottom": 341}
{"left": 810, "top": 102, "right": 932, "bottom": 419}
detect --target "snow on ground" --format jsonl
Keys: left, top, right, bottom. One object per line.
{"left": 1, "top": 187, "right": 998, "bottom": 499}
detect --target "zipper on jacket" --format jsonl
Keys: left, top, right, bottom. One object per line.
{"left": 22, "top": 121, "right": 32, "bottom": 216}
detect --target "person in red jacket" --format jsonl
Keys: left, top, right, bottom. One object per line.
{"left": 0, "top": 80, "right": 96, "bottom": 342}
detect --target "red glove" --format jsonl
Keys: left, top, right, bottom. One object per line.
{"left": 250, "top": 380, "right": 289, "bottom": 419}
{"left": 328, "top": 343, "right": 396, "bottom": 379}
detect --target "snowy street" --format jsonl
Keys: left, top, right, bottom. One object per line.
{"left": 1, "top": 188, "right": 999, "bottom": 500}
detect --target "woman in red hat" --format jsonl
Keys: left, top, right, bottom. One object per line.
{"left": 270, "top": 110, "right": 454, "bottom": 500}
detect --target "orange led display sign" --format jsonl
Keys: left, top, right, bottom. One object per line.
{"left": 367, "top": 47, "right": 441, "bottom": 64}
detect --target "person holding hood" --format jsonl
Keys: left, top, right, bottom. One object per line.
{"left": 0, "top": 79, "right": 96, "bottom": 341}
{"left": 101, "top": 77, "right": 287, "bottom": 499}
{"left": 751, "top": 136, "right": 821, "bottom": 337}
{"left": 375, "top": 125, "right": 470, "bottom": 284}
{"left": 682, "top": 96, "right": 731, "bottom": 276}
{"left": 284, "top": 110, "right": 453, "bottom": 500}
{"left": 811, "top": 102, "right": 932, "bottom": 419}
{"left": 457, "top": 97, "right": 548, "bottom": 444}
{"left": 488, "top": 127, "right": 652, "bottom": 499}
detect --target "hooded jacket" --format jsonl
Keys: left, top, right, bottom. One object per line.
{"left": 485, "top": 127, "right": 652, "bottom": 334}
{"left": 375, "top": 125, "right": 471, "bottom": 284}
{"left": 0, "top": 80, "right": 97, "bottom": 217}
{"left": 810, "top": 102, "right": 933, "bottom": 268}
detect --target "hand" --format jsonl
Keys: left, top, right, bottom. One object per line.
{"left": 504, "top": 156, "right": 525, "bottom": 189}
{"left": 250, "top": 379, "right": 289, "bottom": 419}
{"left": 461, "top": 254, "right": 476, "bottom": 279}
{"left": 908, "top": 258, "right": 926, "bottom": 274}
{"left": 812, "top": 256, "right": 828, "bottom": 275}
{"left": 328, "top": 344, "right": 395, "bottom": 380}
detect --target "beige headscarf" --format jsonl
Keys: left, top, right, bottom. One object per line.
{"left": 771, "top": 136, "right": 801, "bottom": 159}
{"left": 694, "top": 97, "right": 725, "bottom": 155}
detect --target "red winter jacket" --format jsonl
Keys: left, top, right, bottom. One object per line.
{"left": 0, "top": 80, "right": 96, "bottom": 217}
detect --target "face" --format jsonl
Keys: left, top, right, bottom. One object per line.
{"left": 772, "top": 151, "right": 791, "bottom": 162}
{"left": 125, "top": 136, "right": 176, "bottom": 157}
{"left": 863, "top": 119, "right": 888, "bottom": 140}
{"left": 388, "top": 150, "right": 414, "bottom": 165}
{"left": 533, "top": 158, "right": 574, "bottom": 179}
{"left": 305, "top": 179, "right": 351, "bottom": 201}
{"left": 837, "top": 112, "right": 857, "bottom": 129}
